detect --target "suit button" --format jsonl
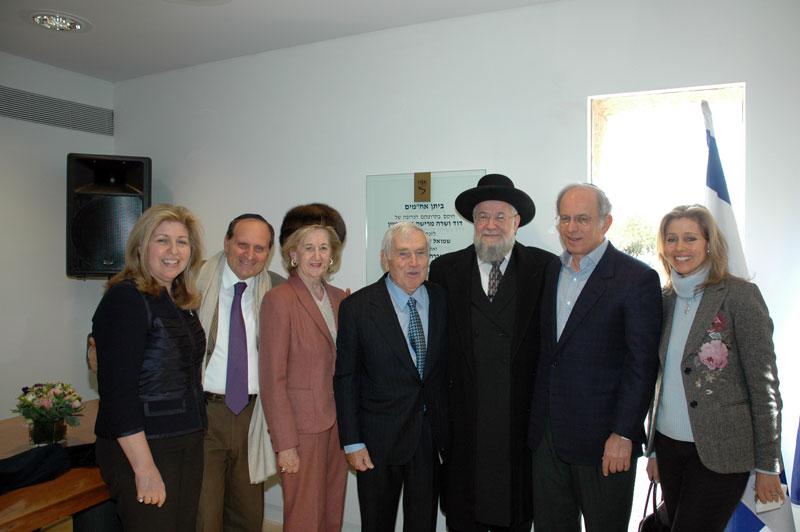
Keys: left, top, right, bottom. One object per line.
{"left": 551, "top": 361, "right": 559, "bottom": 368}
{"left": 690, "top": 400, "right": 698, "bottom": 408}
{"left": 684, "top": 367, "right": 692, "bottom": 374}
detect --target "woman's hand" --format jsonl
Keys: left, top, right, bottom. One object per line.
{"left": 646, "top": 457, "right": 660, "bottom": 482}
{"left": 755, "top": 472, "right": 784, "bottom": 504}
{"left": 117, "top": 431, "right": 166, "bottom": 507}
{"left": 277, "top": 447, "right": 300, "bottom": 474}
{"left": 133, "top": 462, "right": 166, "bottom": 507}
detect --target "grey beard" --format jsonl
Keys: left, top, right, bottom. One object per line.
{"left": 474, "top": 235, "right": 515, "bottom": 262}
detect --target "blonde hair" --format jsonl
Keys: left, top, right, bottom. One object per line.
{"left": 657, "top": 204, "right": 733, "bottom": 290}
{"left": 108, "top": 204, "right": 204, "bottom": 309}
{"left": 281, "top": 224, "right": 342, "bottom": 279}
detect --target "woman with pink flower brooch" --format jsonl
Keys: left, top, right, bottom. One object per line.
{"left": 645, "top": 204, "right": 783, "bottom": 531}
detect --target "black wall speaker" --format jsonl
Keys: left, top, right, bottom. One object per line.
{"left": 67, "top": 153, "right": 152, "bottom": 277}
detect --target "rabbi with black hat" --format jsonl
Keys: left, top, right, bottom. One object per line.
{"left": 429, "top": 174, "right": 555, "bottom": 532}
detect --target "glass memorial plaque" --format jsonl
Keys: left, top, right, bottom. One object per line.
{"left": 365, "top": 169, "right": 484, "bottom": 283}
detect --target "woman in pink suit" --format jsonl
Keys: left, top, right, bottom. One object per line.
{"left": 259, "top": 223, "right": 348, "bottom": 531}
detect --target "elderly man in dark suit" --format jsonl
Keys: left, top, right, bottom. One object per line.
{"left": 528, "top": 183, "right": 662, "bottom": 532}
{"left": 429, "top": 174, "right": 554, "bottom": 532}
{"left": 334, "top": 221, "right": 448, "bottom": 532}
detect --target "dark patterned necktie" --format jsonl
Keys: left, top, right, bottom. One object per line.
{"left": 225, "top": 282, "right": 248, "bottom": 415}
{"left": 407, "top": 297, "right": 426, "bottom": 379}
{"left": 487, "top": 259, "right": 504, "bottom": 301}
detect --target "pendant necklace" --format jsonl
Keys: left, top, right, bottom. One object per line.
{"left": 683, "top": 294, "right": 696, "bottom": 314}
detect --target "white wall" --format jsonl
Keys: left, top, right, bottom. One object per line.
{"left": 0, "top": 52, "right": 114, "bottom": 415}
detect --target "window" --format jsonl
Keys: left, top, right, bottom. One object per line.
{"left": 589, "top": 84, "right": 745, "bottom": 277}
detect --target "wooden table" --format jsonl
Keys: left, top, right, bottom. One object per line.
{"left": 0, "top": 400, "right": 110, "bottom": 531}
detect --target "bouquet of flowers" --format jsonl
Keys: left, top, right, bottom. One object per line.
{"left": 11, "top": 382, "right": 84, "bottom": 426}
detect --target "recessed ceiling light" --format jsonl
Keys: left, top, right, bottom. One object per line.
{"left": 28, "top": 11, "right": 91, "bottom": 32}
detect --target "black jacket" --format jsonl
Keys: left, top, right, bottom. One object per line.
{"left": 93, "top": 281, "right": 206, "bottom": 439}
{"left": 429, "top": 243, "right": 554, "bottom": 529}
{"left": 334, "top": 275, "right": 448, "bottom": 465}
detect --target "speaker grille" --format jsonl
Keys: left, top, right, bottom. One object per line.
{"left": 0, "top": 84, "right": 113, "bottom": 136}
{"left": 69, "top": 195, "right": 143, "bottom": 275}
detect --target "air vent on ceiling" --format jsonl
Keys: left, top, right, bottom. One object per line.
{"left": 0, "top": 84, "right": 113, "bottom": 136}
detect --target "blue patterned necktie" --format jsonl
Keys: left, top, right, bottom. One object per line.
{"left": 225, "top": 282, "right": 248, "bottom": 415}
{"left": 407, "top": 297, "right": 426, "bottom": 379}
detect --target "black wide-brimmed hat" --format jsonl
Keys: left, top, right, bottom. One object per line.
{"left": 455, "top": 173, "right": 535, "bottom": 226}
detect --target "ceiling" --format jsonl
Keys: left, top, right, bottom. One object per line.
{"left": 0, "top": 0, "right": 554, "bottom": 82}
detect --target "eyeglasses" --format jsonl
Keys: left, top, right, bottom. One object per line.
{"left": 556, "top": 214, "right": 594, "bottom": 228}
{"left": 475, "top": 212, "right": 518, "bottom": 225}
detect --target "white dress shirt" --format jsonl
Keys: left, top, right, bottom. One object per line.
{"left": 203, "top": 261, "right": 260, "bottom": 395}
{"left": 476, "top": 249, "right": 513, "bottom": 296}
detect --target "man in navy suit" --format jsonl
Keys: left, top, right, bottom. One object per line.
{"left": 334, "top": 221, "right": 448, "bottom": 532}
{"left": 528, "top": 183, "right": 662, "bottom": 532}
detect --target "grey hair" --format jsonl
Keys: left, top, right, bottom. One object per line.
{"left": 380, "top": 221, "right": 429, "bottom": 258}
{"left": 556, "top": 183, "right": 612, "bottom": 219}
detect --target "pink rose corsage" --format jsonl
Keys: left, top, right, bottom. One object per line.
{"left": 698, "top": 339, "right": 729, "bottom": 370}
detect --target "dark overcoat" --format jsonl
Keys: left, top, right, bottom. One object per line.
{"left": 429, "top": 242, "right": 554, "bottom": 529}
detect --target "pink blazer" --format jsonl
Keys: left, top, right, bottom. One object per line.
{"left": 259, "top": 273, "right": 347, "bottom": 452}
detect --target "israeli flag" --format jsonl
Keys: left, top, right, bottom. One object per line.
{"left": 706, "top": 99, "right": 796, "bottom": 532}
{"left": 791, "top": 422, "right": 800, "bottom": 528}
{"left": 702, "top": 100, "right": 748, "bottom": 278}
{"left": 724, "top": 471, "right": 795, "bottom": 532}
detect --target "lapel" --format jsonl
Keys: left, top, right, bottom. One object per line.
{"left": 368, "top": 275, "right": 420, "bottom": 377}
{"left": 422, "top": 281, "right": 443, "bottom": 381}
{"left": 488, "top": 252, "right": 515, "bottom": 312}
{"left": 682, "top": 281, "right": 727, "bottom": 363}
{"left": 541, "top": 256, "right": 560, "bottom": 352}
{"left": 448, "top": 248, "right": 478, "bottom": 376}
{"left": 556, "top": 243, "right": 615, "bottom": 351}
{"left": 659, "top": 291, "right": 676, "bottom": 364}
{"left": 288, "top": 274, "right": 335, "bottom": 350}
{"left": 510, "top": 244, "right": 544, "bottom": 359}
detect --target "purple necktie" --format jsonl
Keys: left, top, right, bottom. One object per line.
{"left": 225, "top": 282, "right": 248, "bottom": 415}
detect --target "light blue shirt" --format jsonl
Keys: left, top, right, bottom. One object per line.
{"left": 343, "top": 276, "right": 429, "bottom": 455}
{"left": 384, "top": 275, "right": 430, "bottom": 361}
{"left": 656, "top": 266, "right": 708, "bottom": 442}
{"left": 556, "top": 239, "right": 609, "bottom": 340}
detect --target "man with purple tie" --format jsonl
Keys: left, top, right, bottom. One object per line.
{"left": 196, "top": 214, "right": 285, "bottom": 532}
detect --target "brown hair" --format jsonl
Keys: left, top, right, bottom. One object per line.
{"left": 108, "top": 204, "right": 204, "bottom": 309}
{"left": 657, "top": 204, "right": 733, "bottom": 290}
{"left": 281, "top": 224, "right": 342, "bottom": 279}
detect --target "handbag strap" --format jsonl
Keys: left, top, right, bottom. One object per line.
{"left": 643, "top": 480, "right": 658, "bottom": 518}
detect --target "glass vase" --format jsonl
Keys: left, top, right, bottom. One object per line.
{"left": 29, "top": 418, "right": 67, "bottom": 446}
